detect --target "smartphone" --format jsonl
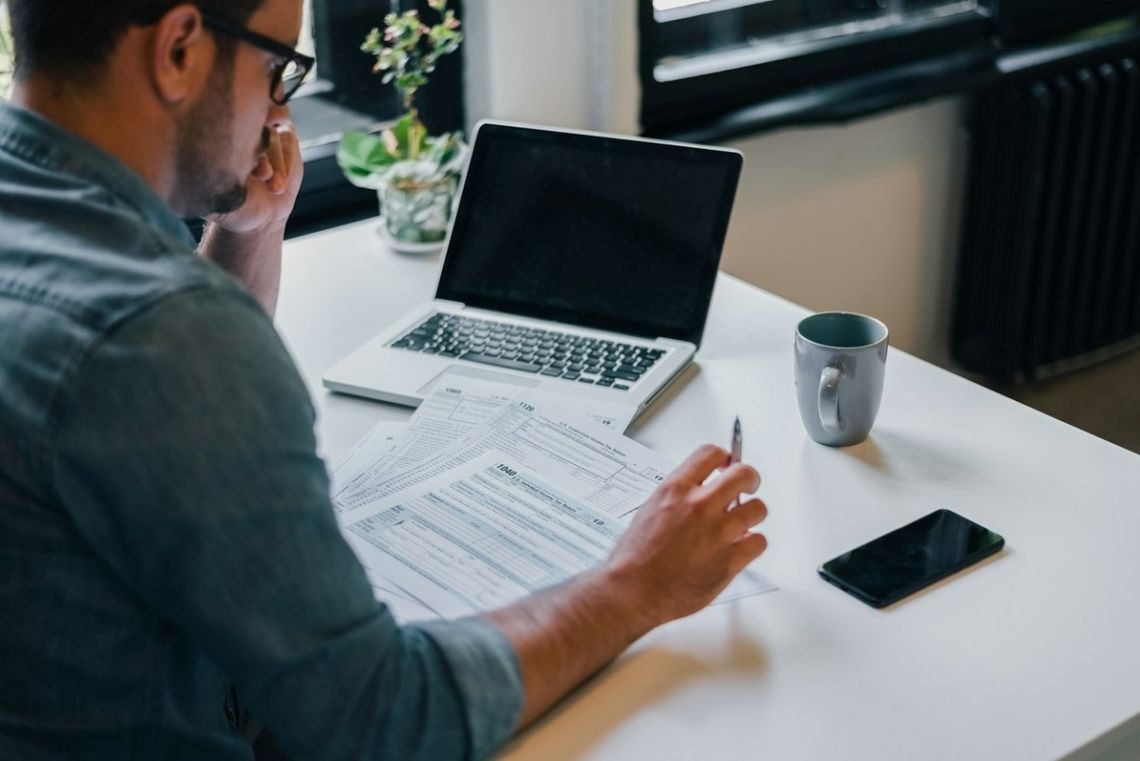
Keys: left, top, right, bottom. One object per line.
{"left": 818, "top": 509, "right": 1005, "bottom": 608}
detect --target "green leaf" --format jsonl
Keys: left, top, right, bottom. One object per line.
{"left": 337, "top": 130, "right": 399, "bottom": 188}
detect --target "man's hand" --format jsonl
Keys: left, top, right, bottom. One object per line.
{"left": 605, "top": 443, "right": 768, "bottom": 628}
{"left": 486, "top": 443, "right": 767, "bottom": 730}
{"left": 209, "top": 124, "right": 304, "bottom": 236}
{"left": 200, "top": 125, "right": 303, "bottom": 314}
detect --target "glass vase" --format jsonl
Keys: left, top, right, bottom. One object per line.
{"left": 380, "top": 175, "right": 458, "bottom": 251}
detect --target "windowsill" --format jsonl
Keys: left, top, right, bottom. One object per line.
{"left": 647, "top": 15, "right": 1140, "bottom": 144}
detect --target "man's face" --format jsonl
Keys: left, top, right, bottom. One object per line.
{"left": 172, "top": 0, "right": 302, "bottom": 217}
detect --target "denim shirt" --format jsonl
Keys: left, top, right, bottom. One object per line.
{"left": 0, "top": 101, "right": 521, "bottom": 761}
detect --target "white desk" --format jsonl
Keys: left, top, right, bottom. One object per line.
{"left": 278, "top": 219, "right": 1140, "bottom": 761}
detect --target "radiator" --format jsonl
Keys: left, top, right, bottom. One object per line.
{"left": 951, "top": 53, "right": 1140, "bottom": 381}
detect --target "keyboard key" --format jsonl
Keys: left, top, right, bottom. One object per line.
{"left": 391, "top": 316, "right": 661, "bottom": 385}
{"left": 463, "top": 354, "right": 543, "bottom": 373}
{"left": 613, "top": 384, "right": 630, "bottom": 391}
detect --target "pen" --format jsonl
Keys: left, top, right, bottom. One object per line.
{"left": 730, "top": 415, "right": 742, "bottom": 509}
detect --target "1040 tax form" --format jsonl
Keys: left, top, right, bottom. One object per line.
{"left": 332, "top": 371, "right": 774, "bottom": 620}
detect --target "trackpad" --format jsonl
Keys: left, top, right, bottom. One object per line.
{"left": 416, "top": 364, "right": 543, "bottom": 396}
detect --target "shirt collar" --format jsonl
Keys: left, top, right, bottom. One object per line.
{"left": 0, "top": 100, "right": 196, "bottom": 248}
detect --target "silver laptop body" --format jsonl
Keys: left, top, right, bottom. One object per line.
{"left": 323, "top": 121, "right": 743, "bottom": 420}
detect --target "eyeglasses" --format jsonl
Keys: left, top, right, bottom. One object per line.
{"left": 200, "top": 13, "right": 315, "bottom": 105}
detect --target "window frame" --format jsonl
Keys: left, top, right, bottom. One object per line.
{"left": 638, "top": 0, "right": 1140, "bottom": 142}
{"left": 638, "top": 0, "right": 994, "bottom": 138}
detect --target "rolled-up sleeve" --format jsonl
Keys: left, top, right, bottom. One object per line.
{"left": 416, "top": 618, "right": 524, "bottom": 759}
{"left": 48, "top": 286, "right": 523, "bottom": 760}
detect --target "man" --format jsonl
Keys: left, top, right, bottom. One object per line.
{"left": 0, "top": 1, "right": 769, "bottom": 759}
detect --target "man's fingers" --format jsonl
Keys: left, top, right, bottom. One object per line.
{"left": 724, "top": 497, "right": 768, "bottom": 537}
{"left": 670, "top": 444, "right": 730, "bottom": 487}
{"left": 279, "top": 123, "right": 300, "bottom": 166}
{"left": 697, "top": 462, "right": 760, "bottom": 507}
{"left": 265, "top": 130, "right": 287, "bottom": 193}
{"left": 252, "top": 155, "right": 273, "bottom": 182}
{"left": 729, "top": 532, "right": 768, "bottom": 575}
{"left": 275, "top": 125, "right": 303, "bottom": 195}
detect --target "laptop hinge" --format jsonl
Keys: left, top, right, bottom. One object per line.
{"left": 434, "top": 299, "right": 466, "bottom": 310}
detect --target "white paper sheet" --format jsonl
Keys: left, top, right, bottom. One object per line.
{"left": 334, "top": 371, "right": 534, "bottom": 510}
{"left": 337, "top": 387, "right": 660, "bottom": 518}
{"left": 342, "top": 448, "right": 776, "bottom": 620}
{"left": 364, "top": 569, "right": 442, "bottom": 623}
{"left": 331, "top": 421, "right": 407, "bottom": 498}
{"left": 343, "top": 452, "right": 631, "bottom": 618}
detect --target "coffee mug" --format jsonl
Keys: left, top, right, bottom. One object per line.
{"left": 794, "top": 312, "right": 889, "bottom": 447}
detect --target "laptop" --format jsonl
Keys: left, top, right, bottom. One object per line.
{"left": 323, "top": 121, "right": 743, "bottom": 419}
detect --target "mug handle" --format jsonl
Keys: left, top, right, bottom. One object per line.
{"left": 818, "top": 365, "right": 844, "bottom": 433}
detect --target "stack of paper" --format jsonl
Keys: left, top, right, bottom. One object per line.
{"left": 331, "top": 368, "right": 775, "bottom": 622}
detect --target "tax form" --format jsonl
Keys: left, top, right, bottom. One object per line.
{"left": 344, "top": 453, "right": 618, "bottom": 618}
{"left": 330, "top": 371, "right": 640, "bottom": 618}
{"left": 335, "top": 376, "right": 639, "bottom": 514}
{"left": 337, "top": 391, "right": 776, "bottom": 619}
{"left": 333, "top": 371, "right": 533, "bottom": 511}
{"left": 331, "top": 421, "right": 406, "bottom": 496}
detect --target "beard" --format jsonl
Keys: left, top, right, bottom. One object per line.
{"left": 172, "top": 55, "right": 250, "bottom": 217}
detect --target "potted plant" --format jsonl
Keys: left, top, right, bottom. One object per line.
{"left": 337, "top": 0, "right": 465, "bottom": 253}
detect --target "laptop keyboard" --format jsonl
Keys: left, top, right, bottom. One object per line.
{"left": 389, "top": 313, "right": 665, "bottom": 390}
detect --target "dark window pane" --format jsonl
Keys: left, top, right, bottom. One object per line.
{"left": 651, "top": 0, "right": 983, "bottom": 83}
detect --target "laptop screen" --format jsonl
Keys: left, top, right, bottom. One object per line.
{"left": 435, "top": 123, "right": 742, "bottom": 347}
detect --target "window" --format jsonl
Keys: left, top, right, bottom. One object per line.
{"left": 640, "top": 0, "right": 1140, "bottom": 140}
{"left": 640, "top": 0, "right": 994, "bottom": 136}
{"left": 288, "top": 0, "right": 466, "bottom": 236}
{"left": 651, "top": 0, "right": 983, "bottom": 81}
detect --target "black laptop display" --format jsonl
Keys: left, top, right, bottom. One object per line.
{"left": 436, "top": 123, "right": 743, "bottom": 347}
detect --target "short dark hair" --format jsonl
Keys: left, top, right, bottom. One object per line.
{"left": 7, "top": 1, "right": 266, "bottom": 82}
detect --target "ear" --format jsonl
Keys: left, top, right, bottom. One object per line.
{"left": 149, "top": 4, "right": 214, "bottom": 106}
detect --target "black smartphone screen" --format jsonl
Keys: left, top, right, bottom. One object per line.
{"left": 818, "top": 509, "right": 1005, "bottom": 608}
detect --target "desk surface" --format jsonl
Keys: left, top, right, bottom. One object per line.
{"left": 279, "top": 219, "right": 1140, "bottom": 761}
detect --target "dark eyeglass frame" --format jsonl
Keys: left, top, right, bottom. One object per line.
{"left": 199, "top": 12, "right": 315, "bottom": 105}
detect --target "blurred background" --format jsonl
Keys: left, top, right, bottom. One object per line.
{"left": 3, "top": 0, "right": 1137, "bottom": 452}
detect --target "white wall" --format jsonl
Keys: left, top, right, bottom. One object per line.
{"left": 721, "top": 100, "right": 967, "bottom": 366}
{"left": 464, "top": 0, "right": 966, "bottom": 365}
